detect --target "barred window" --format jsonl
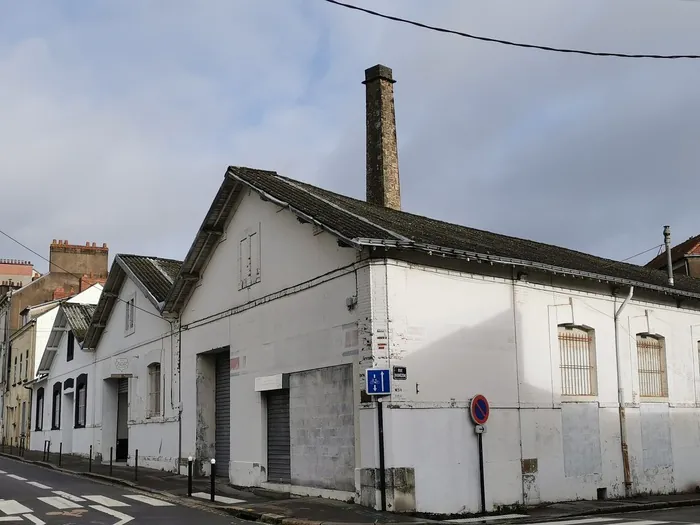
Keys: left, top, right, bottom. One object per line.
{"left": 558, "top": 325, "right": 597, "bottom": 396}
{"left": 636, "top": 334, "right": 667, "bottom": 398}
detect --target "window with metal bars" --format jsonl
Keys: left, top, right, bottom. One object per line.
{"left": 558, "top": 325, "right": 597, "bottom": 396}
{"left": 636, "top": 334, "right": 667, "bottom": 398}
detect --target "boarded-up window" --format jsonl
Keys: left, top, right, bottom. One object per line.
{"left": 558, "top": 325, "right": 597, "bottom": 396}
{"left": 637, "top": 334, "right": 667, "bottom": 398}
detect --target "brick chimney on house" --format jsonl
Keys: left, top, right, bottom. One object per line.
{"left": 363, "top": 64, "right": 401, "bottom": 210}
{"left": 49, "top": 240, "right": 109, "bottom": 283}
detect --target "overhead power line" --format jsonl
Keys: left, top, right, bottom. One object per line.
{"left": 0, "top": 229, "right": 163, "bottom": 320}
{"left": 323, "top": 0, "right": 700, "bottom": 59}
{"left": 621, "top": 244, "right": 663, "bottom": 262}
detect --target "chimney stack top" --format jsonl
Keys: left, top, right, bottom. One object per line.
{"left": 364, "top": 63, "right": 401, "bottom": 211}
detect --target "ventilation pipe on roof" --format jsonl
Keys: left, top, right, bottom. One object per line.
{"left": 663, "top": 225, "right": 674, "bottom": 286}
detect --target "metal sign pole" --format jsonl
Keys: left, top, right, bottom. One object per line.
{"left": 377, "top": 397, "right": 386, "bottom": 512}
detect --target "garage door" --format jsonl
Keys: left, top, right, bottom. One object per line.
{"left": 214, "top": 352, "right": 230, "bottom": 475}
{"left": 266, "top": 389, "right": 290, "bottom": 483}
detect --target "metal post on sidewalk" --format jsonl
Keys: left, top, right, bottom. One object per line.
{"left": 42, "top": 440, "right": 47, "bottom": 461}
{"left": 59, "top": 443, "right": 62, "bottom": 467}
{"left": 109, "top": 446, "right": 113, "bottom": 477}
{"left": 89, "top": 445, "right": 93, "bottom": 472}
{"left": 187, "top": 456, "right": 193, "bottom": 497}
{"left": 210, "top": 458, "right": 216, "bottom": 502}
{"left": 134, "top": 449, "right": 138, "bottom": 482}
{"left": 9, "top": 438, "right": 13, "bottom": 455}
{"left": 46, "top": 441, "right": 51, "bottom": 463}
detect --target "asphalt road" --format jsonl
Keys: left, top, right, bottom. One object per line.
{"left": 0, "top": 456, "right": 243, "bottom": 525}
{"left": 531, "top": 509, "right": 700, "bottom": 525}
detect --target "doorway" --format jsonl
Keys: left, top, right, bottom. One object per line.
{"left": 116, "top": 379, "right": 128, "bottom": 461}
{"left": 62, "top": 392, "right": 74, "bottom": 453}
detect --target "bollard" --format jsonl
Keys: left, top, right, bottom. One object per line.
{"left": 187, "top": 456, "right": 193, "bottom": 497}
{"left": 89, "top": 445, "right": 93, "bottom": 472}
{"left": 134, "top": 449, "right": 138, "bottom": 482}
{"left": 42, "top": 440, "right": 47, "bottom": 461}
{"left": 210, "top": 458, "right": 216, "bottom": 502}
{"left": 109, "top": 447, "right": 113, "bottom": 477}
{"left": 9, "top": 438, "right": 13, "bottom": 455}
{"left": 59, "top": 443, "right": 63, "bottom": 467}
{"left": 46, "top": 441, "right": 51, "bottom": 462}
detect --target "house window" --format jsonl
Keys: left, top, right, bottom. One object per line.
{"left": 636, "top": 334, "right": 668, "bottom": 398}
{"left": 75, "top": 373, "right": 87, "bottom": 428}
{"left": 24, "top": 350, "right": 28, "bottom": 381}
{"left": 125, "top": 295, "right": 135, "bottom": 334}
{"left": 239, "top": 225, "right": 261, "bottom": 289}
{"left": 67, "top": 331, "right": 74, "bottom": 362}
{"left": 147, "top": 363, "right": 161, "bottom": 417}
{"left": 15, "top": 355, "right": 19, "bottom": 385}
{"left": 51, "top": 382, "right": 61, "bottom": 430}
{"left": 35, "top": 387, "right": 44, "bottom": 431}
{"left": 558, "top": 325, "right": 597, "bottom": 396}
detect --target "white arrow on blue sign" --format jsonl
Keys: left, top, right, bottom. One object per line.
{"left": 366, "top": 368, "right": 391, "bottom": 395}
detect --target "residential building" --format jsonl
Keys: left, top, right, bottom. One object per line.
{"left": 31, "top": 255, "right": 181, "bottom": 469}
{"left": 0, "top": 239, "right": 108, "bottom": 441}
{"left": 0, "top": 259, "right": 36, "bottom": 288}
{"left": 646, "top": 231, "right": 700, "bottom": 279}
{"left": 5, "top": 284, "right": 102, "bottom": 447}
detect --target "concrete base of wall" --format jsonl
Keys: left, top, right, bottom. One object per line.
{"left": 359, "top": 467, "right": 416, "bottom": 512}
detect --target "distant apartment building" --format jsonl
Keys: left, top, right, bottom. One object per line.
{"left": 0, "top": 239, "right": 109, "bottom": 439}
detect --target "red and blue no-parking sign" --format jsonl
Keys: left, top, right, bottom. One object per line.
{"left": 470, "top": 394, "right": 490, "bottom": 425}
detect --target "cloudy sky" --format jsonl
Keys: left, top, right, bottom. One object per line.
{"left": 1, "top": 0, "right": 699, "bottom": 273}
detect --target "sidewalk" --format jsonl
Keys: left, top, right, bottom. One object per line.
{"left": 1, "top": 445, "right": 699, "bottom": 524}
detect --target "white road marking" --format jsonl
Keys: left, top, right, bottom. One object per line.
{"left": 447, "top": 515, "right": 530, "bottom": 523}
{"left": 191, "top": 491, "right": 246, "bottom": 504}
{"left": 0, "top": 518, "right": 22, "bottom": 523}
{"left": 52, "top": 491, "right": 85, "bottom": 502}
{"left": 90, "top": 505, "right": 134, "bottom": 525}
{"left": 627, "top": 522, "right": 670, "bottom": 525}
{"left": 122, "top": 494, "right": 174, "bottom": 506}
{"left": 0, "top": 470, "right": 6, "bottom": 474}
{"left": 27, "top": 481, "right": 52, "bottom": 490}
{"left": 538, "top": 518, "right": 622, "bottom": 525}
{"left": 5, "top": 475, "right": 26, "bottom": 481}
{"left": 23, "top": 515, "right": 45, "bottom": 525}
{"left": 0, "top": 500, "right": 32, "bottom": 515}
{"left": 82, "top": 495, "right": 130, "bottom": 507}
{"left": 37, "top": 497, "right": 82, "bottom": 509}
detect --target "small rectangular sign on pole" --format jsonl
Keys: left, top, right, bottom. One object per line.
{"left": 366, "top": 368, "right": 391, "bottom": 395}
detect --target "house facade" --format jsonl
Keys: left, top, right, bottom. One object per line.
{"left": 0, "top": 239, "right": 108, "bottom": 440}
{"left": 32, "top": 254, "right": 182, "bottom": 470}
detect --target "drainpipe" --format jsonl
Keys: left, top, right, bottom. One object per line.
{"left": 614, "top": 286, "right": 634, "bottom": 497}
{"left": 663, "top": 226, "right": 674, "bottom": 286}
{"left": 177, "top": 317, "right": 183, "bottom": 474}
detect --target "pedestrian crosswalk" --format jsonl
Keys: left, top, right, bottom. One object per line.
{"left": 0, "top": 491, "right": 174, "bottom": 516}
{"left": 509, "top": 519, "right": 700, "bottom": 525}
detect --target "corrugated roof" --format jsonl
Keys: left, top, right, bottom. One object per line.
{"left": 119, "top": 255, "right": 182, "bottom": 303}
{"left": 165, "top": 166, "right": 700, "bottom": 313}
{"left": 62, "top": 303, "right": 96, "bottom": 344}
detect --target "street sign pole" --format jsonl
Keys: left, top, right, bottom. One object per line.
{"left": 470, "top": 395, "right": 490, "bottom": 514}
{"left": 365, "top": 368, "right": 391, "bottom": 511}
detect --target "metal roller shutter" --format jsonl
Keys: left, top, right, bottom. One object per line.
{"left": 215, "top": 352, "right": 231, "bottom": 475}
{"left": 266, "top": 389, "right": 290, "bottom": 483}
{"left": 117, "top": 378, "right": 128, "bottom": 394}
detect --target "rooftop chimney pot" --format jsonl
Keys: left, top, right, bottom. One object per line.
{"left": 363, "top": 63, "right": 401, "bottom": 211}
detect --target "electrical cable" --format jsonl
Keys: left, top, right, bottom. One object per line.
{"left": 621, "top": 244, "right": 663, "bottom": 262}
{"left": 323, "top": 0, "right": 700, "bottom": 59}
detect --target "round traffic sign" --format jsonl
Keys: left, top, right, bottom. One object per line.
{"left": 470, "top": 394, "right": 490, "bottom": 425}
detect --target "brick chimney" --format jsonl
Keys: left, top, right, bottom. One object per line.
{"left": 49, "top": 239, "right": 109, "bottom": 278}
{"left": 363, "top": 64, "right": 401, "bottom": 211}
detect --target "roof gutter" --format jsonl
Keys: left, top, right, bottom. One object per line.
{"left": 355, "top": 238, "right": 700, "bottom": 301}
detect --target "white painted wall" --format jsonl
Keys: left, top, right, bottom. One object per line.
{"left": 94, "top": 274, "right": 178, "bottom": 471}
{"left": 369, "top": 258, "right": 700, "bottom": 514}
{"left": 34, "top": 308, "right": 58, "bottom": 377}
{"left": 180, "top": 188, "right": 360, "bottom": 491}
{"left": 29, "top": 324, "right": 96, "bottom": 454}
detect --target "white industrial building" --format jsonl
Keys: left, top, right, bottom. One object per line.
{"left": 27, "top": 63, "right": 700, "bottom": 515}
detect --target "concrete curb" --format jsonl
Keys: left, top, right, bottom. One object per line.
{"left": 2, "top": 453, "right": 699, "bottom": 525}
